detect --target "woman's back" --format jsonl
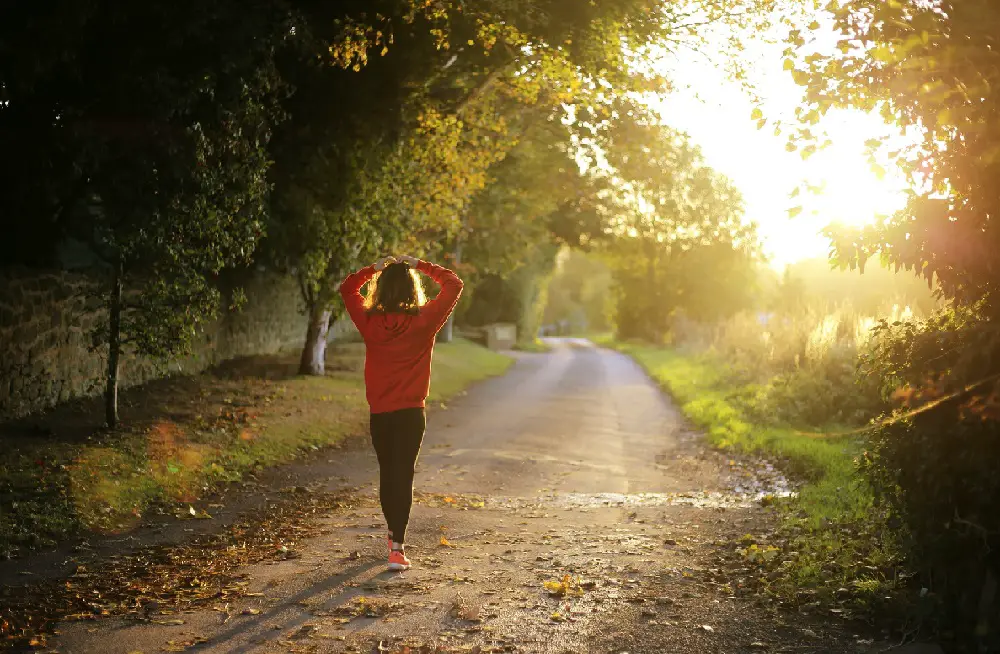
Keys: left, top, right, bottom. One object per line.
{"left": 340, "top": 258, "right": 463, "bottom": 414}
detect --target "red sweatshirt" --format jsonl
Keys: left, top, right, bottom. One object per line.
{"left": 339, "top": 260, "right": 464, "bottom": 414}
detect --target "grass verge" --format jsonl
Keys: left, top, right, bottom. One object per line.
{"left": 609, "top": 341, "right": 903, "bottom": 616}
{"left": 0, "top": 339, "right": 511, "bottom": 558}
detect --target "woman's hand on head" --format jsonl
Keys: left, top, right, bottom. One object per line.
{"left": 374, "top": 256, "right": 397, "bottom": 271}
{"left": 397, "top": 255, "right": 419, "bottom": 267}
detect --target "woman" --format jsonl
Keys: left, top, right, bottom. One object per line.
{"left": 339, "top": 254, "right": 463, "bottom": 571}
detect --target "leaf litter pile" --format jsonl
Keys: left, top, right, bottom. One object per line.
{"left": 0, "top": 488, "right": 359, "bottom": 651}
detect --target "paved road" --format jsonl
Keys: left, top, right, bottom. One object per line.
{"left": 51, "top": 339, "right": 859, "bottom": 653}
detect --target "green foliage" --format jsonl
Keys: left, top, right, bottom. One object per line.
{"left": 266, "top": 0, "right": 674, "bottom": 364}
{"left": 791, "top": 0, "right": 1000, "bottom": 401}
{"left": 596, "top": 122, "right": 759, "bottom": 342}
{"left": 453, "top": 116, "right": 610, "bottom": 340}
{"left": 854, "top": 307, "right": 1000, "bottom": 648}
{"left": 792, "top": 3, "right": 1000, "bottom": 644}
{"left": 461, "top": 274, "right": 522, "bottom": 327}
{"left": 692, "top": 306, "right": 895, "bottom": 426}
{"left": 613, "top": 342, "right": 904, "bottom": 618}
{"left": 793, "top": 1, "right": 1000, "bottom": 305}
{"left": 0, "top": 0, "right": 291, "bottom": 424}
{"left": 776, "top": 257, "right": 939, "bottom": 316}
{"left": 544, "top": 250, "right": 614, "bottom": 333}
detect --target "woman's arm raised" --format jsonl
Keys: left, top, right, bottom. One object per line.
{"left": 339, "top": 257, "right": 394, "bottom": 332}
{"left": 405, "top": 257, "right": 463, "bottom": 334}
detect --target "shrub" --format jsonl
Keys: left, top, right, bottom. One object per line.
{"left": 677, "top": 304, "right": 901, "bottom": 427}
{"left": 859, "top": 309, "right": 1000, "bottom": 650}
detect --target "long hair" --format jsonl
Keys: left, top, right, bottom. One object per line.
{"left": 365, "top": 262, "right": 426, "bottom": 315}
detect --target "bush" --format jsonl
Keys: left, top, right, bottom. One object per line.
{"left": 862, "top": 413, "right": 1000, "bottom": 650}
{"left": 675, "top": 305, "right": 899, "bottom": 427}
{"left": 859, "top": 309, "right": 1000, "bottom": 650}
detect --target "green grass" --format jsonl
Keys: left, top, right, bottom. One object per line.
{"left": 429, "top": 339, "right": 514, "bottom": 401}
{"left": 608, "top": 341, "right": 900, "bottom": 610}
{"left": 0, "top": 339, "right": 511, "bottom": 557}
{"left": 615, "top": 345, "right": 870, "bottom": 524}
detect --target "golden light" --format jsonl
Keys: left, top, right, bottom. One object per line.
{"left": 792, "top": 110, "right": 910, "bottom": 229}
{"left": 645, "top": 16, "right": 916, "bottom": 269}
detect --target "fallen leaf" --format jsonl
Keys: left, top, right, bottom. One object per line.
{"left": 543, "top": 574, "right": 583, "bottom": 597}
{"left": 701, "top": 625, "right": 715, "bottom": 632}
{"left": 440, "top": 536, "right": 453, "bottom": 547}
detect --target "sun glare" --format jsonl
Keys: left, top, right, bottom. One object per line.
{"left": 793, "top": 111, "right": 909, "bottom": 229}
{"left": 647, "top": 16, "right": 914, "bottom": 269}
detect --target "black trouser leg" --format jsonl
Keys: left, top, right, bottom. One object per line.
{"left": 370, "top": 407, "right": 426, "bottom": 544}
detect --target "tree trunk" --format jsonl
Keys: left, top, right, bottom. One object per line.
{"left": 105, "top": 263, "right": 123, "bottom": 428}
{"left": 439, "top": 239, "right": 464, "bottom": 343}
{"left": 299, "top": 304, "right": 332, "bottom": 376}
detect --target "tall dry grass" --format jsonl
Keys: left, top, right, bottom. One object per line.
{"left": 674, "top": 302, "right": 917, "bottom": 427}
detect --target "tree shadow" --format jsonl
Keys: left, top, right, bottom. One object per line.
{"left": 211, "top": 560, "right": 384, "bottom": 654}
{"left": 0, "top": 342, "right": 368, "bottom": 560}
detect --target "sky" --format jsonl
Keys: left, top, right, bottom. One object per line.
{"left": 647, "top": 17, "right": 912, "bottom": 270}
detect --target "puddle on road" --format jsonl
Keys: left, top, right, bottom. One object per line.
{"left": 491, "top": 487, "right": 795, "bottom": 511}
{"left": 482, "top": 458, "right": 796, "bottom": 511}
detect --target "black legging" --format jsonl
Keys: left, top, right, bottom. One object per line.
{"left": 369, "top": 407, "right": 426, "bottom": 544}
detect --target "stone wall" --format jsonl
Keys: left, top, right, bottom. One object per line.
{"left": 0, "top": 268, "right": 319, "bottom": 421}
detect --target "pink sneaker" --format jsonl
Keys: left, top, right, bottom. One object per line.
{"left": 388, "top": 548, "right": 411, "bottom": 571}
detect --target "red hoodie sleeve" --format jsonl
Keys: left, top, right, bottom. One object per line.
{"left": 339, "top": 265, "right": 377, "bottom": 337}
{"left": 416, "top": 260, "right": 464, "bottom": 334}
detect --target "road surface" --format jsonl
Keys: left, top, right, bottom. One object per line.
{"left": 49, "top": 339, "right": 861, "bottom": 653}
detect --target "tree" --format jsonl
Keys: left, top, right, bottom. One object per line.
{"left": 267, "top": 0, "right": 776, "bottom": 369}
{"left": 598, "top": 121, "right": 758, "bottom": 341}
{"left": 450, "top": 114, "right": 614, "bottom": 343}
{"left": 544, "top": 250, "right": 614, "bottom": 334}
{"left": 790, "top": 3, "right": 1000, "bottom": 644}
{"left": 0, "top": 0, "right": 291, "bottom": 426}
{"left": 266, "top": 1, "right": 520, "bottom": 374}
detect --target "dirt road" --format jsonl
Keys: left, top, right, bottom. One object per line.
{"left": 47, "top": 339, "right": 866, "bottom": 653}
